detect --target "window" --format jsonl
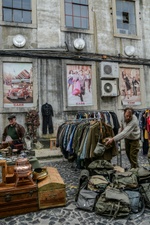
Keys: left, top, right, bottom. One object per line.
{"left": 113, "top": 0, "right": 140, "bottom": 38}
{"left": 2, "top": 0, "right": 31, "bottom": 24}
{"left": 64, "top": 0, "right": 89, "bottom": 29}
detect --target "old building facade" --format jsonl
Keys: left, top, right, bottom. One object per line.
{"left": 0, "top": 0, "right": 150, "bottom": 140}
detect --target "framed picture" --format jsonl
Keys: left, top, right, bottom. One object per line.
{"left": 119, "top": 66, "right": 141, "bottom": 106}
{"left": 66, "top": 64, "right": 93, "bottom": 106}
{"left": 3, "top": 62, "right": 33, "bottom": 107}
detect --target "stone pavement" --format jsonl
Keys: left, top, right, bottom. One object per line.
{"left": 0, "top": 149, "right": 150, "bottom": 225}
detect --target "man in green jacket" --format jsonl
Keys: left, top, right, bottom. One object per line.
{"left": 106, "top": 107, "right": 140, "bottom": 168}
{"left": 2, "top": 114, "right": 25, "bottom": 150}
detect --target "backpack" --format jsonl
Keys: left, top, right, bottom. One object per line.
{"left": 131, "top": 166, "right": 150, "bottom": 184}
{"left": 75, "top": 169, "right": 89, "bottom": 201}
{"left": 95, "top": 187, "right": 131, "bottom": 218}
{"left": 124, "top": 188, "right": 144, "bottom": 215}
{"left": 76, "top": 189, "right": 99, "bottom": 212}
{"left": 88, "top": 160, "right": 114, "bottom": 182}
{"left": 140, "top": 183, "right": 150, "bottom": 208}
{"left": 88, "top": 175, "right": 109, "bottom": 193}
{"left": 112, "top": 171, "right": 138, "bottom": 189}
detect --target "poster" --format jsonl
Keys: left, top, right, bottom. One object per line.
{"left": 3, "top": 62, "right": 33, "bottom": 107}
{"left": 120, "top": 67, "right": 141, "bottom": 106}
{"left": 67, "top": 64, "right": 93, "bottom": 106}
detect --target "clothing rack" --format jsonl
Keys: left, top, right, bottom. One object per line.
{"left": 64, "top": 118, "right": 99, "bottom": 122}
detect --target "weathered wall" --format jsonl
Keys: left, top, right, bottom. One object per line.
{"left": 0, "top": 0, "right": 150, "bottom": 140}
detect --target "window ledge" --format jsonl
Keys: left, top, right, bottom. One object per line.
{"left": 61, "top": 26, "right": 93, "bottom": 35}
{"left": 0, "top": 21, "right": 37, "bottom": 29}
{"left": 114, "top": 33, "right": 141, "bottom": 40}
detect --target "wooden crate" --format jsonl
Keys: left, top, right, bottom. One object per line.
{"left": 50, "top": 137, "right": 57, "bottom": 150}
{"left": 38, "top": 167, "right": 66, "bottom": 209}
{"left": 0, "top": 183, "right": 38, "bottom": 218}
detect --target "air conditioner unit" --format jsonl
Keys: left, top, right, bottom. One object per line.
{"left": 100, "top": 62, "right": 119, "bottom": 79}
{"left": 101, "top": 80, "right": 118, "bottom": 97}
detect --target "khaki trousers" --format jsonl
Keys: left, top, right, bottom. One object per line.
{"left": 125, "top": 139, "right": 140, "bottom": 168}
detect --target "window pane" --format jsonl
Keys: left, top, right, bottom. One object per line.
{"left": 13, "top": 9, "right": 22, "bottom": 22}
{"left": 65, "top": 0, "right": 72, "bottom": 2}
{"left": 123, "top": 23, "right": 129, "bottom": 30}
{"left": 13, "top": 0, "right": 21, "bottom": 9}
{"left": 130, "top": 14, "right": 136, "bottom": 25}
{"left": 123, "top": 2, "right": 129, "bottom": 12}
{"left": 65, "top": 3, "right": 72, "bottom": 15}
{"left": 81, "top": 0, "right": 88, "bottom": 4}
{"left": 23, "top": 11, "right": 31, "bottom": 23}
{"left": 81, "top": 18, "right": 88, "bottom": 29}
{"left": 73, "top": 5, "right": 80, "bottom": 16}
{"left": 74, "top": 17, "right": 80, "bottom": 28}
{"left": 116, "top": 11, "right": 122, "bottom": 21}
{"left": 3, "top": 8, "right": 12, "bottom": 21}
{"left": 116, "top": 0, "right": 122, "bottom": 11}
{"left": 3, "top": 0, "right": 12, "bottom": 7}
{"left": 117, "top": 21, "right": 123, "bottom": 29}
{"left": 66, "top": 15, "right": 73, "bottom": 27}
{"left": 129, "top": 25, "right": 136, "bottom": 35}
{"left": 81, "top": 5, "right": 88, "bottom": 17}
{"left": 23, "top": 0, "right": 31, "bottom": 10}
{"left": 73, "top": 0, "right": 80, "bottom": 3}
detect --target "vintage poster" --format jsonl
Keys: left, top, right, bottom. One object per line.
{"left": 3, "top": 62, "right": 33, "bottom": 107}
{"left": 119, "top": 67, "right": 141, "bottom": 106}
{"left": 67, "top": 64, "right": 93, "bottom": 106}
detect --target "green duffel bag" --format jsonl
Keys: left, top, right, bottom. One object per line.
{"left": 95, "top": 187, "right": 131, "bottom": 218}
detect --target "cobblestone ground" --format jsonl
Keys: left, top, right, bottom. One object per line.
{"left": 0, "top": 150, "right": 150, "bottom": 225}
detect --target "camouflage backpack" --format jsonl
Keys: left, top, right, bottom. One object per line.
{"left": 95, "top": 187, "right": 131, "bottom": 218}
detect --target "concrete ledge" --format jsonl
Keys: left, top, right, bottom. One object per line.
{"left": 34, "top": 148, "right": 63, "bottom": 160}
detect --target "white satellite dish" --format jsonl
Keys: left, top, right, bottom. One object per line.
{"left": 13, "top": 34, "right": 26, "bottom": 48}
{"left": 73, "top": 38, "right": 85, "bottom": 50}
{"left": 124, "top": 46, "right": 135, "bottom": 56}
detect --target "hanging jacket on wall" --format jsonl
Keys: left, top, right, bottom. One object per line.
{"left": 41, "top": 103, "right": 54, "bottom": 134}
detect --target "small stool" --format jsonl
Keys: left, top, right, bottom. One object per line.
{"left": 50, "top": 138, "right": 57, "bottom": 150}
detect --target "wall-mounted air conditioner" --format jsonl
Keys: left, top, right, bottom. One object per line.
{"left": 101, "top": 80, "right": 118, "bottom": 97}
{"left": 100, "top": 62, "right": 119, "bottom": 79}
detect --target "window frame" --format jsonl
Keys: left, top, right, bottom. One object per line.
{"left": 112, "top": 0, "right": 141, "bottom": 39}
{"left": 60, "top": 0, "right": 93, "bottom": 34}
{"left": 0, "top": 0, "right": 36, "bottom": 28}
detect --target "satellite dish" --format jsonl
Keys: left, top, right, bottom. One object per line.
{"left": 13, "top": 34, "right": 26, "bottom": 48}
{"left": 73, "top": 38, "right": 85, "bottom": 50}
{"left": 124, "top": 46, "right": 135, "bottom": 56}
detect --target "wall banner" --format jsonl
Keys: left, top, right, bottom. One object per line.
{"left": 119, "top": 67, "right": 141, "bottom": 106}
{"left": 3, "top": 62, "right": 33, "bottom": 107}
{"left": 66, "top": 64, "right": 93, "bottom": 106}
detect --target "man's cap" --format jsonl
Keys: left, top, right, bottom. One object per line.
{"left": 8, "top": 114, "right": 16, "bottom": 120}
